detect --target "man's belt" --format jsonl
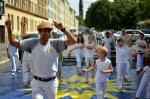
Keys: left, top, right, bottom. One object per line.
{"left": 33, "top": 75, "right": 56, "bottom": 82}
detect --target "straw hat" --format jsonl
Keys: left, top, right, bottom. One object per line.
{"left": 37, "top": 22, "right": 53, "bottom": 31}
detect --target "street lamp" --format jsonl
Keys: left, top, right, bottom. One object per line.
{"left": 0, "top": 0, "right": 4, "bottom": 19}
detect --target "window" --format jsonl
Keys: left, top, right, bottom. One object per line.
{"left": 11, "top": 15, "right": 14, "bottom": 30}
{"left": 17, "top": 16, "right": 19, "bottom": 30}
{"left": 8, "top": 14, "right": 10, "bottom": 20}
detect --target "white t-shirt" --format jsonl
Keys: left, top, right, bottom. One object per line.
{"left": 8, "top": 43, "right": 19, "bottom": 56}
{"left": 95, "top": 58, "right": 111, "bottom": 82}
{"left": 20, "top": 38, "right": 66, "bottom": 77}
{"left": 115, "top": 45, "right": 127, "bottom": 63}
{"left": 84, "top": 41, "right": 95, "bottom": 58}
{"left": 102, "top": 38, "right": 112, "bottom": 50}
{"left": 125, "top": 45, "right": 133, "bottom": 59}
{"left": 135, "top": 39, "right": 147, "bottom": 52}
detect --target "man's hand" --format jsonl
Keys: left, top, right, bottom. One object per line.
{"left": 5, "top": 20, "right": 12, "bottom": 29}
{"left": 53, "top": 21, "right": 64, "bottom": 31}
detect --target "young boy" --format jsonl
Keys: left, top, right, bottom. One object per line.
{"left": 135, "top": 61, "right": 150, "bottom": 99}
{"left": 82, "top": 47, "right": 113, "bottom": 99}
{"left": 115, "top": 38, "right": 128, "bottom": 89}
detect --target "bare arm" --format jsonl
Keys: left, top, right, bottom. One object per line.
{"left": 126, "top": 33, "right": 134, "bottom": 44}
{"left": 5, "top": 20, "right": 21, "bottom": 48}
{"left": 53, "top": 21, "right": 76, "bottom": 46}
{"left": 137, "top": 70, "right": 144, "bottom": 79}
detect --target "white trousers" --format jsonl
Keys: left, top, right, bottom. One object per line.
{"left": 116, "top": 63, "right": 127, "bottom": 87}
{"left": 22, "top": 60, "right": 32, "bottom": 83}
{"left": 31, "top": 78, "right": 59, "bottom": 99}
{"left": 125, "top": 58, "right": 132, "bottom": 80}
{"left": 96, "top": 81, "right": 107, "bottom": 99}
{"left": 10, "top": 55, "right": 19, "bottom": 72}
{"left": 136, "top": 77, "right": 150, "bottom": 98}
{"left": 136, "top": 53, "right": 144, "bottom": 71}
{"left": 76, "top": 53, "right": 83, "bottom": 68}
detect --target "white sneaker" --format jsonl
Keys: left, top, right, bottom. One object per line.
{"left": 118, "top": 83, "right": 122, "bottom": 90}
{"left": 11, "top": 72, "right": 15, "bottom": 76}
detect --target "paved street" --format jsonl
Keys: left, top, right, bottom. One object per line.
{"left": 0, "top": 60, "right": 147, "bottom": 99}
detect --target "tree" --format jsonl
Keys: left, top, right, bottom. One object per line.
{"left": 84, "top": 0, "right": 140, "bottom": 30}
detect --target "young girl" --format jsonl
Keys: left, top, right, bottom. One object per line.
{"left": 69, "top": 34, "right": 85, "bottom": 74}
{"left": 135, "top": 33, "right": 147, "bottom": 74}
{"left": 84, "top": 34, "right": 95, "bottom": 83}
{"left": 135, "top": 61, "right": 150, "bottom": 99}
{"left": 82, "top": 47, "right": 113, "bottom": 99}
{"left": 115, "top": 38, "right": 128, "bottom": 89}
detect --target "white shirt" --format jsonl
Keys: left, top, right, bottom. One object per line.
{"left": 75, "top": 43, "right": 84, "bottom": 55}
{"left": 142, "top": 66, "right": 150, "bottom": 82}
{"left": 8, "top": 43, "right": 18, "bottom": 56}
{"left": 125, "top": 45, "right": 133, "bottom": 59}
{"left": 95, "top": 58, "right": 111, "bottom": 82}
{"left": 84, "top": 41, "right": 95, "bottom": 58}
{"left": 20, "top": 38, "right": 66, "bottom": 77}
{"left": 115, "top": 45, "right": 127, "bottom": 63}
{"left": 102, "top": 38, "right": 112, "bottom": 51}
{"left": 135, "top": 39, "right": 147, "bottom": 52}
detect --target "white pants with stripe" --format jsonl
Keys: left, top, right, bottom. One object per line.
{"left": 116, "top": 63, "right": 127, "bottom": 87}
{"left": 31, "top": 78, "right": 59, "bottom": 99}
{"left": 10, "top": 55, "right": 19, "bottom": 72}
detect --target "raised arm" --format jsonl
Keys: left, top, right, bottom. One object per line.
{"left": 53, "top": 21, "right": 76, "bottom": 46}
{"left": 5, "top": 20, "right": 21, "bottom": 48}
{"left": 126, "top": 32, "right": 134, "bottom": 44}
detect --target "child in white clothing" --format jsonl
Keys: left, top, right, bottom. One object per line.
{"left": 115, "top": 38, "right": 128, "bottom": 89}
{"left": 102, "top": 31, "right": 113, "bottom": 59}
{"left": 69, "top": 34, "right": 85, "bottom": 74}
{"left": 136, "top": 61, "right": 150, "bottom": 99}
{"left": 82, "top": 47, "right": 113, "bottom": 99}
{"left": 84, "top": 34, "right": 95, "bottom": 82}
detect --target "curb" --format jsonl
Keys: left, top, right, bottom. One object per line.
{"left": 0, "top": 59, "right": 9, "bottom": 65}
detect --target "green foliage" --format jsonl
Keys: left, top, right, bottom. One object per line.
{"left": 84, "top": 0, "right": 150, "bottom": 30}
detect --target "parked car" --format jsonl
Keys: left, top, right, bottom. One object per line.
{"left": 56, "top": 32, "right": 67, "bottom": 40}
{"left": 114, "top": 29, "right": 150, "bottom": 43}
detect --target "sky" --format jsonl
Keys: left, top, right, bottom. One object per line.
{"left": 67, "top": 0, "right": 98, "bottom": 17}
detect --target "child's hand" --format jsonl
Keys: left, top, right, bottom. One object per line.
{"left": 81, "top": 69, "right": 87, "bottom": 73}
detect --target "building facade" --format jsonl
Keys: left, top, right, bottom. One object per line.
{"left": 0, "top": 0, "right": 48, "bottom": 43}
{"left": 0, "top": 0, "right": 78, "bottom": 43}
{"left": 48, "top": 0, "right": 79, "bottom": 32}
